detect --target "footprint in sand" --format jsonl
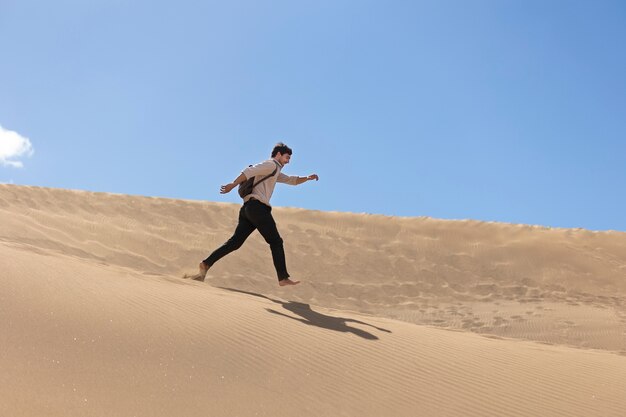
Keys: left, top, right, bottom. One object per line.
{"left": 493, "top": 316, "right": 509, "bottom": 326}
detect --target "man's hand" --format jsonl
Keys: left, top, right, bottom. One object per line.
{"left": 220, "top": 183, "right": 237, "bottom": 194}
{"left": 296, "top": 174, "right": 319, "bottom": 185}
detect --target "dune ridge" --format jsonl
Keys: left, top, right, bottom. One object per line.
{"left": 2, "top": 184, "right": 626, "bottom": 416}
{"left": 2, "top": 184, "right": 625, "bottom": 352}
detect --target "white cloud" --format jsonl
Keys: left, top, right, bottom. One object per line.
{"left": 0, "top": 125, "right": 34, "bottom": 168}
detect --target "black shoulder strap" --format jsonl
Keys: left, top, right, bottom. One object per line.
{"left": 252, "top": 161, "right": 279, "bottom": 188}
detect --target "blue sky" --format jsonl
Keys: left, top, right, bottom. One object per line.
{"left": 1, "top": 0, "right": 625, "bottom": 231}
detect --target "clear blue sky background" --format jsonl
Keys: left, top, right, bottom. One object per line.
{"left": 1, "top": 0, "right": 625, "bottom": 231}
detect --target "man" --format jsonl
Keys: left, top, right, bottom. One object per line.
{"left": 191, "top": 142, "right": 319, "bottom": 286}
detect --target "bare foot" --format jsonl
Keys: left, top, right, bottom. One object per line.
{"left": 198, "top": 262, "right": 209, "bottom": 276}
{"left": 279, "top": 279, "right": 301, "bottom": 286}
{"left": 183, "top": 273, "right": 205, "bottom": 282}
{"left": 183, "top": 262, "right": 209, "bottom": 282}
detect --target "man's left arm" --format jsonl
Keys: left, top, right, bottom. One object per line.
{"left": 278, "top": 173, "right": 319, "bottom": 185}
{"left": 295, "top": 174, "right": 319, "bottom": 185}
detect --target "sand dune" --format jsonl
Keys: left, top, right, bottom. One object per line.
{"left": 1, "top": 184, "right": 626, "bottom": 416}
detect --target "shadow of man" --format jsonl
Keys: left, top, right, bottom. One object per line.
{"left": 220, "top": 288, "right": 391, "bottom": 341}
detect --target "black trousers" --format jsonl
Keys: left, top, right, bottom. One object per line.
{"left": 203, "top": 199, "right": 290, "bottom": 281}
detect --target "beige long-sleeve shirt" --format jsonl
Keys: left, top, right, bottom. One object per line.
{"left": 241, "top": 159, "right": 298, "bottom": 207}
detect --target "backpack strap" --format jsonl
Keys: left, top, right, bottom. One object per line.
{"left": 252, "top": 160, "right": 279, "bottom": 188}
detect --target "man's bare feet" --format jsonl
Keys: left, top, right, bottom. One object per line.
{"left": 198, "top": 262, "right": 209, "bottom": 278}
{"left": 183, "top": 262, "right": 209, "bottom": 282}
{"left": 183, "top": 273, "right": 205, "bottom": 281}
{"left": 279, "top": 278, "right": 301, "bottom": 286}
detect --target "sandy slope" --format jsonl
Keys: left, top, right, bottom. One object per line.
{"left": 1, "top": 184, "right": 626, "bottom": 416}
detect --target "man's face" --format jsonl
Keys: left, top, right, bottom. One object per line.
{"left": 276, "top": 152, "right": 291, "bottom": 165}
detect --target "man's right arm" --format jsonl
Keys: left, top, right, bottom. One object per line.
{"left": 220, "top": 160, "right": 274, "bottom": 194}
{"left": 220, "top": 172, "right": 247, "bottom": 194}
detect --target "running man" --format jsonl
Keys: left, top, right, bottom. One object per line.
{"left": 191, "top": 142, "right": 319, "bottom": 286}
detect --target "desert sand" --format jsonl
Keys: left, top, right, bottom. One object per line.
{"left": 1, "top": 184, "right": 625, "bottom": 416}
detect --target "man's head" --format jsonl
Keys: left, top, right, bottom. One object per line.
{"left": 272, "top": 142, "right": 292, "bottom": 165}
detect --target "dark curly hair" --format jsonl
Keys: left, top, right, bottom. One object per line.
{"left": 271, "top": 142, "right": 293, "bottom": 157}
